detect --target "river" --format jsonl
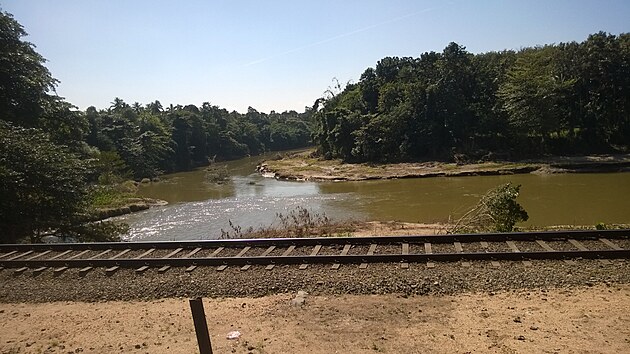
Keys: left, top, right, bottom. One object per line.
{"left": 117, "top": 151, "right": 630, "bottom": 241}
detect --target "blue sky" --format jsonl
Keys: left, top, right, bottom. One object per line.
{"left": 3, "top": 0, "right": 629, "bottom": 113}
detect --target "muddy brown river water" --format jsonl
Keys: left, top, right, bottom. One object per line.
{"left": 117, "top": 152, "right": 630, "bottom": 241}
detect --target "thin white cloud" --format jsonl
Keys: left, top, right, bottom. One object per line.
{"left": 243, "top": 7, "right": 434, "bottom": 67}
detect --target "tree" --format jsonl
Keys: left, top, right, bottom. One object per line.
{"left": 0, "top": 11, "right": 57, "bottom": 127}
{"left": 0, "top": 122, "right": 123, "bottom": 243}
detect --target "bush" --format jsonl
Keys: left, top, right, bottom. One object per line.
{"left": 450, "top": 182, "right": 529, "bottom": 233}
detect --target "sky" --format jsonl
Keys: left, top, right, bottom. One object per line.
{"left": 3, "top": 0, "right": 629, "bottom": 113}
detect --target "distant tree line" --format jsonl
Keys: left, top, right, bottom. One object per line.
{"left": 314, "top": 32, "right": 630, "bottom": 162}
{"left": 86, "top": 100, "right": 314, "bottom": 180}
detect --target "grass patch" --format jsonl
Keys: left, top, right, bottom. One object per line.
{"left": 90, "top": 183, "right": 138, "bottom": 209}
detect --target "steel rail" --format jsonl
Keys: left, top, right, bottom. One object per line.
{"left": 1, "top": 249, "right": 628, "bottom": 269}
{"left": 0, "top": 229, "right": 628, "bottom": 252}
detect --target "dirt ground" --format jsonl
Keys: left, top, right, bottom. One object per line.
{"left": 260, "top": 149, "right": 630, "bottom": 181}
{"left": 1, "top": 284, "right": 628, "bottom": 354}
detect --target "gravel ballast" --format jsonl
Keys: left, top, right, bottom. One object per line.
{"left": 0, "top": 259, "right": 628, "bottom": 303}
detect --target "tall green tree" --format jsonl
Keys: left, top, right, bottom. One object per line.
{"left": 0, "top": 122, "right": 123, "bottom": 243}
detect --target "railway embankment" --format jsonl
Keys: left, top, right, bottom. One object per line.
{"left": 1, "top": 230, "right": 629, "bottom": 303}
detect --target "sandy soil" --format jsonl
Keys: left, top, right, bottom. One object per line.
{"left": 1, "top": 285, "right": 628, "bottom": 354}
{"left": 260, "top": 150, "right": 630, "bottom": 181}
{"left": 351, "top": 221, "right": 449, "bottom": 236}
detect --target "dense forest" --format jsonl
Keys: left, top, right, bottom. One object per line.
{"left": 313, "top": 33, "right": 630, "bottom": 162}
{"left": 0, "top": 10, "right": 312, "bottom": 242}
{"left": 84, "top": 101, "right": 313, "bottom": 180}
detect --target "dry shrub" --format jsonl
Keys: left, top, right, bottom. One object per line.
{"left": 220, "top": 206, "right": 356, "bottom": 239}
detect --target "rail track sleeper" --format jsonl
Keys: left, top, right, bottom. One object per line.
{"left": 536, "top": 240, "right": 574, "bottom": 264}
{"left": 300, "top": 245, "right": 322, "bottom": 270}
{"left": 568, "top": 239, "right": 588, "bottom": 251}
{"left": 137, "top": 248, "right": 156, "bottom": 259}
{"left": 185, "top": 265, "right": 197, "bottom": 272}
{"left": 216, "top": 265, "right": 228, "bottom": 271}
{"left": 0, "top": 250, "right": 18, "bottom": 259}
{"left": 136, "top": 265, "right": 150, "bottom": 273}
{"left": 25, "top": 250, "right": 51, "bottom": 261}
{"left": 50, "top": 249, "right": 90, "bottom": 274}
{"left": 505, "top": 241, "right": 532, "bottom": 266}
{"left": 424, "top": 242, "right": 435, "bottom": 268}
{"left": 332, "top": 244, "right": 351, "bottom": 270}
{"left": 360, "top": 244, "right": 377, "bottom": 269}
{"left": 600, "top": 238, "right": 623, "bottom": 250}
{"left": 259, "top": 246, "right": 276, "bottom": 257}
{"left": 48, "top": 249, "right": 73, "bottom": 261}
{"left": 14, "top": 267, "right": 28, "bottom": 274}
{"left": 33, "top": 266, "right": 47, "bottom": 274}
{"left": 479, "top": 242, "right": 500, "bottom": 267}
{"left": 53, "top": 266, "right": 69, "bottom": 274}
{"left": 65, "top": 250, "right": 90, "bottom": 261}
{"left": 266, "top": 246, "right": 293, "bottom": 270}
{"left": 7, "top": 250, "right": 33, "bottom": 261}
{"left": 110, "top": 249, "right": 131, "bottom": 260}
{"left": 133, "top": 248, "right": 156, "bottom": 272}
{"left": 105, "top": 266, "right": 119, "bottom": 275}
{"left": 89, "top": 249, "right": 112, "bottom": 260}
{"left": 163, "top": 247, "right": 183, "bottom": 259}
{"left": 235, "top": 246, "right": 251, "bottom": 258}
{"left": 240, "top": 264, "right": 251, "bottom": 271}
{"left": 156, "top": 248, "right": 184, "bottom": 273}
{"left": 76, "top": 250, "right": 112, "bottom": 275}
{"left": 454, "top": 242, "right": 471, "bottom": 267}
{"left": 281, "top": 245, "right": 296, "bottom": 256}
{"left": 184, "top": 247, "right": 202, "bottom": 258}
{"left": 209, "top": 247, "right": 224, "bottom": 257}
{"left": 400, "top": 243, "right": 410, "bottom": 269}
{"left": 78, "top": 266, "right": 93, "bottom": 275}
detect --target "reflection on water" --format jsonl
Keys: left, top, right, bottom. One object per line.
{"left": 120, "top": 151, "right": 630, "bottom": 241}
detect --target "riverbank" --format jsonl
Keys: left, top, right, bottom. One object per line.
{"left": 1, "top": 284, "right": 628, "bottom": 353}
{"left": 258, "top": 150, "right": 630, "bottom": 181}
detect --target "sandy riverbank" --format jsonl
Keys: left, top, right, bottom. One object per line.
{"left": 1, "top": 284, "right": 628, "bottom": 353}
{"left": 259, "top": 150, "right": 630, "bottom": 181}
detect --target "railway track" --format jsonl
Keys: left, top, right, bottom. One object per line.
{"left": 1, "top": 229, "right": 629, "bottom": 275}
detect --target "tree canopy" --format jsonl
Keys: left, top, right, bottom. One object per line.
{"left": 314, "top": 33, "right": 630, "bottom": 162}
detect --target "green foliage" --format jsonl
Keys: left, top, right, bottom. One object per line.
{"left": 482, "top": 183, "right": 529, "bottom": 232}
{"left": 0, "top": 122, "right": 126, "bottom": 243}
{"left": 89, "top": 184, "right": 137, "bottom": 209}
{"left": 0, "top": 10, "right": 57, "bottom": 126}
{"left": 450, "top": 183, "right": 529, "bottom": 233}
{"left": 314, "top": 33, "right": 630, "bottom": 162}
